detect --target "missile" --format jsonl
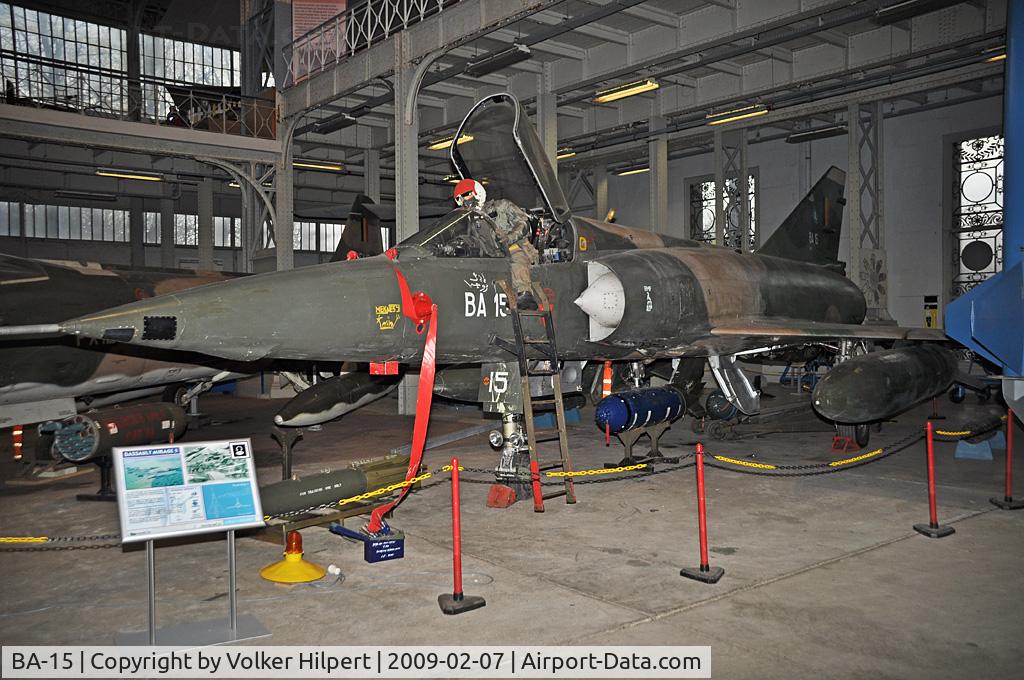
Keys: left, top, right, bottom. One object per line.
{"left": 50, "top": 402, "right": 187, "bottom": 462}
{"left": 275, "top": 372, "right": 400, "bottom": 427}
{"left": 259, "top": 454, "right": 411, "bottom": 516}
{"left": 812, "top": 345, "right": 958, "bottom": 423}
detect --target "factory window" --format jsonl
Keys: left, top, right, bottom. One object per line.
{"left": 319, "top": 222, "right": 344, "bottom": 252}
{"left": 174, "top": 214, "right": 198, "bottom": 246}
{"left": 145, "top": 213, "right": 240, "bottom": 248}
{"left": 261, "top": 220, "right": 347, "bottom": 252}
{"left": 1, "top": 3, "right": 127, "bottom": 113}
{"left": 144, "top": 211, "right": 160, "bottom": 244}
{"left": 20, "top": 204, "right": 128, "bottom": 242}
{"left": 140, "top": 34, "right": 240, "bottom": 120}
{"left": 214, "top": 216, "right": 240, "bottom": 248}
{"left": 294, "top": 221, "right": 317, "bottom": 251}
{"left": 1, "top": 3, "right": 240, "bottom": 122}
{"left": 952, "top": 134, "right": 1003, "bottom": 297}
{"left": 0, "top": 200, "right": 20, "bottom": 236}
{"left": 688, "top": 174, "right": 757, "bottom": 249}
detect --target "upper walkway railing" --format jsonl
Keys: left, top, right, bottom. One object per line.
{"left": 283, "top": 0, "right": 460, "bottom": 87}
{"left": 1, "top": 49, "right": 277, "bottom": 140}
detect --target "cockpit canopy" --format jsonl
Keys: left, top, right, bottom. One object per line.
{"left": 398, "top": 208, "right": 507, "bottom": 258}
{"left": 450, "top": 93, "right": 571, "bottom": 224}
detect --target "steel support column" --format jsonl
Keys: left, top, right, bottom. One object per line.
{"left": 714, "top": 128, "right": 749, "bottom": 250}
{"left": 275, "top": 143, "right": 295, "bottom": 271}
{"left": 129, "top": 196, "right": 145, "bottom": 268}
{"left": 847, "top": 101, "right": 888, "bottom": 318}
{"left": 594, "top": 166, "right": 608, "bottom": 220}
{"left": 197, "top": 178, "right": 215, "bottom": 271}
{"left": 365, "top": 148, "right": 381, "bottom": 204}
{"left": 648, "top": 113, "right": 668, "bottom": 232}
{"left": 159, "top": 198, "right": 175, "bottom": 269}
{"left": 537, "top": 65, "right": 558, "bottom": 169}
{"left": 393, "top": 33, "right": 437, "bottom": 416}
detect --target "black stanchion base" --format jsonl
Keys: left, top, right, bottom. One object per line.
{"left": 76, "top": 491, "right": 117, "bottom": 502}
{"left": 990, "top": 496, "right": 1024, "bottom": 510}
{"left": 679, "top": 565, "right": 724, "bottom": 584}
{"left": 438, "top": 593, "right": 486, "bottom": 615}
{"left": 913, "top": 522, "right": 955, "bottom": 538}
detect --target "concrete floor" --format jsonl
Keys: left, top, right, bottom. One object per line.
{"left": 1, "top": 391, "right": 1021, "bottom": 678}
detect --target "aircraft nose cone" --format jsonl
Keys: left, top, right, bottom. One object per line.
{"left": 574, "top": 271, "right": 625, "bottom": 330}
{"left": 60, "top": 296, "right": 183, "bottom": 344}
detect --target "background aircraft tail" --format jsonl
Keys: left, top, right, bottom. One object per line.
{"left": 758, "top": 166, "right": 846, "bottom": 266}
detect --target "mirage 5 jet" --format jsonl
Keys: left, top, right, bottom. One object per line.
{"left": 20, "top": 93, "right": 951, "bottom": 475}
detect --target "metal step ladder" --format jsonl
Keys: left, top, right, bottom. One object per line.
{"left": 495, "top": 281, "right": 576, "bottom": 511}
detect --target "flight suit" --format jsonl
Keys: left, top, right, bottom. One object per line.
{"left": 486, "top": 198, "right": 537, "bottom": 295}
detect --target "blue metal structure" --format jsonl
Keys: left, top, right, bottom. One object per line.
{"left": 945, "top": 1, "right": 1023, "bottom": 377}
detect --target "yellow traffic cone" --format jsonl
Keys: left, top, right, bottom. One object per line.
{"left": 259, "top": 530, "right": 326, "bottom": 583}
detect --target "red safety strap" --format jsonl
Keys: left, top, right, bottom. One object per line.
{"left": 367, "top": 268, "right": 437, "bottom": 533}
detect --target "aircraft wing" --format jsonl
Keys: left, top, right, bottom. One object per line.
{"left": 709, "top": 317, "right": 948, "bottom": 342}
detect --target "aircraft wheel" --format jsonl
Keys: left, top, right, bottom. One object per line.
{"left": 837, "top": 423, "right": 870, "bottom": 448}
{"left": 706, "top": 420, "right": 728, "bottom": 440}
{"left": 705, "top": 391, "right": 737, "bottom": 421}
{"left": 949, "top": 385, "right": 966, "bottom": 404}
{"left": 162, "top": 383, "right": 188, "bottom": 405}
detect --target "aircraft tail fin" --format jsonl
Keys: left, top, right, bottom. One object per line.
{"left": 758, "top": 166, "right": 846, "bottom": 266}
{"left": 330, "top": 194, "right": 390, "bottom": 261}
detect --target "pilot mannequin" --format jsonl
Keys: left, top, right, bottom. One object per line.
{"left": 453, "top": 178, "right": 538, "bottom": 310}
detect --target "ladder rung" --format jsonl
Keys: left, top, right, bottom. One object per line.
{"left": 530, "top": 396, "right": 556, "bottom": 404}
{"left": 528, "top": 369, "right": 557, "bottom": 376}
{"left": 517, "top": 310, "right": 548, "bottom": 317}
{"left": 537, "top": 461, "right": 565, "bottom": 471}
{"left": 543, "top": 490, "right": 568, "bottom": 500}
{"left": 534, "top": 433, "right": 562, "bottom": 443}
{"left": 523, "top": 337, "right": 550, "bottom": 344}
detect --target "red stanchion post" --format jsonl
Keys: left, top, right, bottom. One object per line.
{"left": 438, "top": 457, "right": 486, "bottom": 615}
{"left": 991, "top": 408, "right": 1024, "bottom": 510}
{"left": 529, "top": 460, "right": 544, "bottom": 513}
{"left": 914, "top": 421, "right": 955, "bottom": 538}
{"left": 680, "top": 443, "right": 724, "bottom": 583}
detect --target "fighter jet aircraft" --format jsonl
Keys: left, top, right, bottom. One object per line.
{"left": 18, "top": 93, "right": 949, "bottom": 471}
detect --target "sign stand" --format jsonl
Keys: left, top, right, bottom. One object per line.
{"left": 116, "top": 531, "right": 271, "bottom": 646}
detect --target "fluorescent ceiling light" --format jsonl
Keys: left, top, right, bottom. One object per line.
{"left": 442, "top": 174, "right": 460, "bottom": 183}
{"left": 293, "top": 160, "right": 344, "bottom": 171}
{"left": 313, "top": 112, "right": 357, "bottom": 135}
{"left": 616, "top": 166, "right": 649, "bottom": 176}
{"left": 706, "top": 104, "right": 769, "bottom": 126}
{"left": 55, "top": 189, "right": 117, "bottom": 201}
{"left": 228, "top": 180, "right": 273, "bottom": 188}
{"left": 427, "top": 134, "right": 473, "bottom": 151}
{"left": 96, "top": 168, "right": 162, "bottom": 182}
{"left": 986, "top": 53, "right": 1006, "bottom": 62}
{"left": 785, "top": 124, "right": 848, "bottom": 144}
{"left": 556, "top": 149, "right": 576, "bottom": 159}
{"left": 465, "top": 43, "right": 532, "bottom": 77}
{"left": 594, "top": 79, "right": 659, "bottom": 104}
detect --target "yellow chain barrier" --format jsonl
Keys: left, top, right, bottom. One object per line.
{"left": 546, "top": 463, "right": 648, "bottom": 477}
{"left": 0, "top": 537, "right": 49, "bottom": 543}
{"left": 263, "top": 471, "right": 436, "bottom": 521}
{"left": 935, "top": 430, "right": 971, "bottom": 436}
{"left": 829, "top": 448, "right": 883, "bottom": 467}
{"left": 711, "top": 455, "right": 777, "bottom": 470}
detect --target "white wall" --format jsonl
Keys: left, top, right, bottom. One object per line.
{"left": 604, "top": 96, "right": 1004, "bottom": 327}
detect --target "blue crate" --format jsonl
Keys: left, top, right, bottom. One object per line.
{"left": 533, "top": 407, "right": 581, "bottom": 429}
